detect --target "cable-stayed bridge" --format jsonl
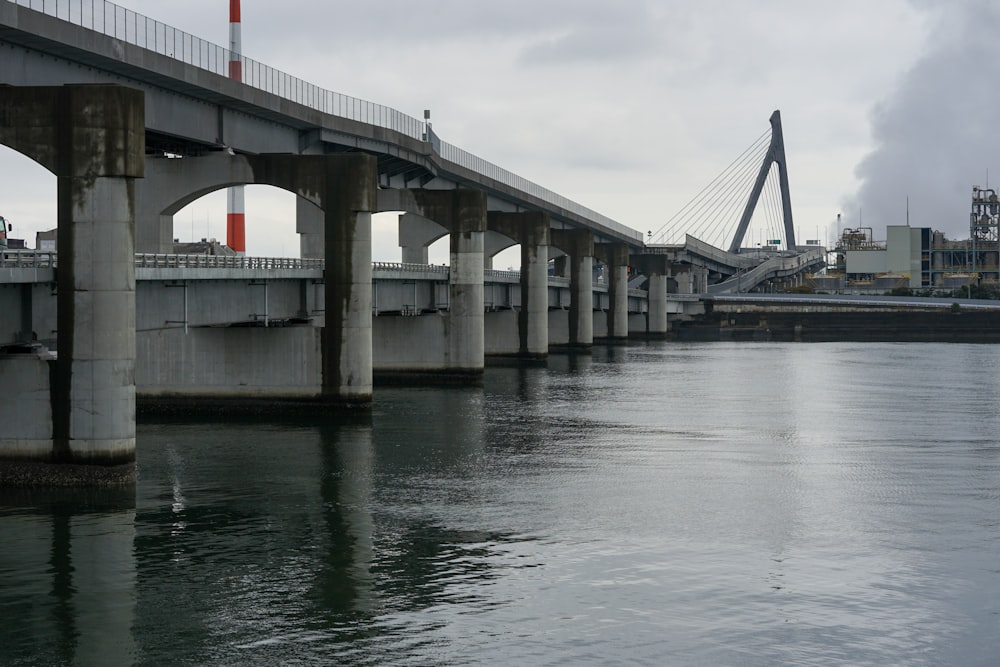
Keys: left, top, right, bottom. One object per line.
{"left": 645, "top": 110, "right": 824, "bottom": 293}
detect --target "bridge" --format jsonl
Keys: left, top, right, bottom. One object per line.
{"left": 0, "top": 0, "right": 819, "bottom": 485}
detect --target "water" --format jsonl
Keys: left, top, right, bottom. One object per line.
{"left": 2, "top": 342, "right": 999, "bottom": 665}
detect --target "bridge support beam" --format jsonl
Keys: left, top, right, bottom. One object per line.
{"left": 0, "top": 84, "right": 144, "bottom": 485}
{"left": 136, "top": 152, "right": 256, "bottom": 254}
{"left": 632, "top": 255, "right": 671, "bottom": 337}
{"left": 396, "top": 212, "right": 446, "bottom": 264}
{"left": 488, "top": 211, "right": 551, "bottom": 358}
{"left": 410, "top": 190, "right": 487, "bottom": 377}
{"left": 483, "top": 230, "right": 517, "bottom": 270}
{"left": 596, "top": 243, "right": 630, "bottom": 340}
{"left": 553, "top": 229, "right": 594, "bottom": 348}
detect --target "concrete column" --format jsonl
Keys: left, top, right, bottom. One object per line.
{"left": 322, "top": 160, "right": 377, "bottom": 403}
{"left": 633, "top": 255, "right": 670, "bottom": 337}
{"left": 648, "top": 273, "right": 668, "bottom": 334}
{"left": 410, "top": 189, "right": 488, "bottom": 376}
{"left": 521, "top": 231, "right": 550, "bottom": 357}
{"left": 250, "top": 154, "right": 378, "bottom": 403}
{"left": 447, "top": 192, "right": 486, "bottom": 374}
{"left": 597, "top": 243, "right": 630, "bottom": 339}
{"left": 488, "top": 211, "right": 551, "bottom": 358}
{"left": 554, "top": 229, "right": 594, "bottom": 347}
{"left": 297, "top": 196, "right": 324, "bottom": 260}
{"left": 0, "top": 85, "right": 145, "bottom": 483}
{"left": 54, "top": 175, "right": 138, "bottom": 467}
{"left": 673, "top": 266, "right": 693, "bottom": 294}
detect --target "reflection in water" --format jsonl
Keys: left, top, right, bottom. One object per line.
{"left": 0, "top": 487, "right": 136, "bottom": 666}
{"left": 1, "top": 343, "right": 999, "bottom": 665}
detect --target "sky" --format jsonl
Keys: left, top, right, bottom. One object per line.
{"left": 2, "top": 0, "right": 996, "bottom": 262}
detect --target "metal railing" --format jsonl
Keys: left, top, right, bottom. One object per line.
{"left": 0, "top": 253, "right": 526, "bottom": 281}
{"left": 0, "top": 250, "right": 57, "bottom": 267}
{"left": 1, "top": 251, "right": 326, "bottom": 270}
{"left": 135, "top": 253, "right": 324, "bottom": 270}
{"left": 7, "top": 0, "right": 640, "bottom": 243}
{"left": 372, "top": 261, "right": 449, "bottom": 275}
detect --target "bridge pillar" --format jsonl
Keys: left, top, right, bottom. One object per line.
{"left": 632, "top": 255, "right": 671, "bottom": 336}
{"left": 410, "top": 190, "right": 487, "bottom": 376}
{"left": 487, "top": 211, "right": 551, "bottom": 358}
{"left": 553, "top": 229, "right": 594, "bottom": 347}
{"left": 596, "top": 243, "right": 630, "bottom": 340}
{"left": 250, "top": 154, "right": 378, "bottom": 403}
{"left": 672, "top": 265, "right": 708, "bottom": 295}
{"left": 0, "top": 85, "right": 144, "bottom": 485}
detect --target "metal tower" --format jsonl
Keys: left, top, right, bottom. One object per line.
{"left": 727, "top": 110, "right": 795, "bottom": 253}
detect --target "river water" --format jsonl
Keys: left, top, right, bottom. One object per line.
{"left": 1, "top": 342, "right": 998, "bottom": 665}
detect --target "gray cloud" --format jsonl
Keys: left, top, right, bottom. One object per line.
{"left": 847, "top": 0, "right": 1000, "bottom": 237}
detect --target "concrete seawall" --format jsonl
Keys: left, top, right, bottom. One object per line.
{"left": 676, "top": 310, "right": 1000, "bottom": 343}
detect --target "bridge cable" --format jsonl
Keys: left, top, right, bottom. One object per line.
{"left": 691, "top": 140, "right": 773, "bottom": 247}
{"left": 657, "top": 135, "right": 771, "bottom": 246}
{"left": 649, "top": 128, "right": 771, "bottom": 244}
{"left": 666, "top": 131, "right": 771, "bottom": 244}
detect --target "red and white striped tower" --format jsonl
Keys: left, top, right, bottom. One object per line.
{"left": 226, "top": 0, "right": 246, "bottom": 254}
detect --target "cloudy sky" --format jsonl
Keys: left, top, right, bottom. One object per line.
{"left": 2, "top": 0, "right": 996, "bottom": 262}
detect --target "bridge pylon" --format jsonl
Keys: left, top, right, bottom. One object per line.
{"left": 728, "top": 110, "right": 795, "bottom": 253}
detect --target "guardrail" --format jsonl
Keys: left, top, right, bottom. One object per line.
{"left": 0, "top": 250, "right": 57, "bottom": 267}
{"left": 135, "top": 253, "right": 325, "bottom": 270}
{"left": 0, "top": 253, "right": 530, "bottom": 281}
{"left": 372, "top": 261, "right": 449, "bottom": 275}
{"left": 6, "top": 0, "right": 640, "bottom": 243}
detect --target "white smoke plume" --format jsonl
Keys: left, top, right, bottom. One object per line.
{"left": 847, "top": 0, "right": 1000, "bottom": 239}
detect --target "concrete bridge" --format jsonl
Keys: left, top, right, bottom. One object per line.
{"left": 0, "top": 0, "right": 807, "bottom": 485}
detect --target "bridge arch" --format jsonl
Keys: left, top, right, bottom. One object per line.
{"left": 0, "top": 145, "right": 57, "bottom": 249}
{"left": 137, "top": 152, "right": 262, "bottom": 254}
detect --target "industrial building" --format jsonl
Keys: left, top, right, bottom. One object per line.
{"left": 812, "top": 187, "right": 1000, "bottom": 293}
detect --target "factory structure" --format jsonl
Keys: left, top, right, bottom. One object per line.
{"left": 812, "top": 186, "right": 1000, "bottom": 293}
